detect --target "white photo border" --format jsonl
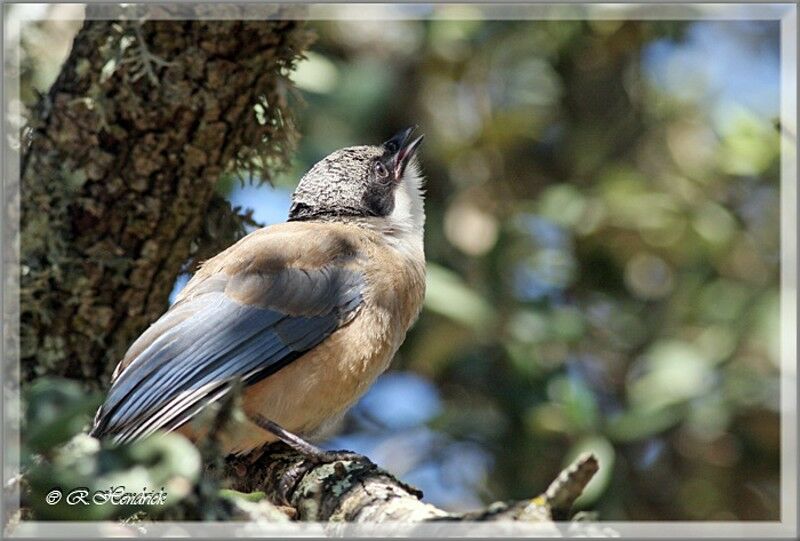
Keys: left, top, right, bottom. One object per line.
{"left": 2, "top": 2, "right": 796, "bottom": 538}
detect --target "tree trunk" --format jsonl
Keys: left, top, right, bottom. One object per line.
{"left": 19, "top": 7, "right": 313, "bottom": 386}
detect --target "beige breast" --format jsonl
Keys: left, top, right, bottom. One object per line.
{"left": 178, "top": 224, "right": 426, "bottom": 455}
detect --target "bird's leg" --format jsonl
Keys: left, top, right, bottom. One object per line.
{"left": 253, "top": 415, "right": 326, "bottom": 457}
{"left": 251, "top": 414, "right": 374, "bottom": 466}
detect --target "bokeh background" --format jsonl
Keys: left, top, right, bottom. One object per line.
{"left": 15, "top": 5, "right": 784, "bottom": 520}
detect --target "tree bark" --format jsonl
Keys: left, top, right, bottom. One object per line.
{"left": 222, "top": 445, "right": 597, "bottom": 526}
{"left": 19, "top": 7, "right": 314, "bottom": 386}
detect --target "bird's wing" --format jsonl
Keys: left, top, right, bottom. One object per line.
{"left": 91, "top": 225, "right": 365, "bottom": 444}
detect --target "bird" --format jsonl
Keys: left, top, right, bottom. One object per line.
{"left": 90, "top": 127, "right": 426, "bottom": 458}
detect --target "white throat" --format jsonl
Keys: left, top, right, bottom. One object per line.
{"left": 385, "top": 161, "right": 425, "bottom": 257}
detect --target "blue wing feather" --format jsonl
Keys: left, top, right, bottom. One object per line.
{"left": 91, "top": 265, "right": 364, "bottom": 443}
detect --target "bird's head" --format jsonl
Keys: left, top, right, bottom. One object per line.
{"left": 288, "top": 127, "right": 425, "bottom": 239}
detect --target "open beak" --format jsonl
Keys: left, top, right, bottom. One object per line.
{"left": 385, "top": 126, "right": 424, "bottom": 181}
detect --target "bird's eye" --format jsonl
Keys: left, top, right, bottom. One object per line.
{"left": 374, "top": 162, "right": 389, "bottom": 179}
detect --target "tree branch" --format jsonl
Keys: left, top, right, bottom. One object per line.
{"left": 223, "top": 445, "right": 598, "bottom": 524}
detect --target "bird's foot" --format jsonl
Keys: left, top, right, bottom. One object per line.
{"left": 275, "top": 448, "right": 376, "bottom": 506}
{"left": 250, "top": 414, "right": 376, "bottom": 488}
{"left": 304, "top": 448, "right": 375, "bottom": 468}
{"left": 276, "top": 459, "right": 318, "bottom": 506}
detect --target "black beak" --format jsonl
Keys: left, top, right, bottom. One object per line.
{"left": 384, "top": 126, "right": 424, "bottom": 181}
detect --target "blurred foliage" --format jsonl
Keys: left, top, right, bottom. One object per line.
{"left": 19, "top": 378, "right": 269, "bottom": 522}
{"left": 14, "top": 6, "right": 782, "bottom": 521}
{"left": 21, "top": 379, "right": 201, "bottom": 520}
{"left": 283, "top": 14, "right": 781, "bottom": 521}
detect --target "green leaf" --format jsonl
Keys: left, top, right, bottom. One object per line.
{"left": 219, "top": 489, "right": 267, "bottom": 503}
{"left": 23, "top": 378, "right": 102, "bottom": 453}
{"left": 424, "top": 263, "right": 495, "bottom": 330}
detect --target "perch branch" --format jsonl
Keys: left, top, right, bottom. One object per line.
{"left": 223, "top": 444, "right": 598, "bottom": 524}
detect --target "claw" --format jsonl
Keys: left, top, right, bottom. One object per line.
{"left": 307, "top": 449, "right": 375, "bottom": 468}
